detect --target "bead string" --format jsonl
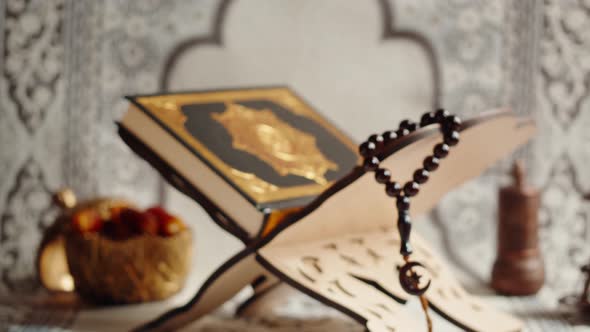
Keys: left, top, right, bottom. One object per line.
{"left": 358, "top": 109, "right": 461, "bottom": 332}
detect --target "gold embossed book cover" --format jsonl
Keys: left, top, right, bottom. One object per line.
{"left": 119, "top": 87, "right": 359, "bottom": 240}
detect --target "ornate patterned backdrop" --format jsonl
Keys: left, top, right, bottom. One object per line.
{"left": 0, "top": 0, "right": 589, "bottom": 330}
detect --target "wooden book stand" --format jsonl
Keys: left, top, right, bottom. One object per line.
{"left": 132, "top": 109, "right": 535, "bottom": 332}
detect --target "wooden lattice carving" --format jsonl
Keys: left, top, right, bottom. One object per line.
{"left": 133, "top": 109, "right": 535, "bottom": 332}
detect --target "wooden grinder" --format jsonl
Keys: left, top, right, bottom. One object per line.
{"left": 491, "top": 160, "right": 544, "bottom": 295}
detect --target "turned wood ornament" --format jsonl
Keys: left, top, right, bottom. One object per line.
{"left": 491, "top": 161, "right": 545, "bottom": 295}
{"left": 559, "top": 263, "right": 590, "bottom": 314}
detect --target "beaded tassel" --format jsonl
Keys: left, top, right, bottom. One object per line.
{"left": 359, "top": 109, "right": 462, "bottom": 332}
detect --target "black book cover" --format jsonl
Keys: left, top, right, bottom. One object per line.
{"left": 125, "top": 87, "right": 359, "bottom": 212}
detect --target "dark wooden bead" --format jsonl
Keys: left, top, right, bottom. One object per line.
{"left": 435, "top": 109, "right": 450, "bottom": 122}
{"left": 413, "top": 169, "right": 429, "bottom": 184}
{"left": 400, "top": 242, "right": 413, "bottom": 257}
{"left": 359, "top": 141, "right": 377, "bottom": 157}
{"left": 403, "top": 181, "right": 420, "bottom": 197}
{"left": 443, "top": 115, "right": 462, "bottom": 132}
{"left": 444, "top": 131, "right": 460, "bottom": 146}
{"left": 385, "top": 181, "right": 402, "bottom": 197}
{"left": 397, "top": 196, "right": 411, "bottom": 210}
{"left": 423, "top": 156, "right": 440, "bottom": 171}
{"left": 397, "top": 211, "right": 413, "bottom": 256}
{"left": 382, "top": 130, "right": 398, "bottom": 142}
{"left": 399, "top": 119, "right": 412, "bottom": 130}
{"left": 397, "top": 128, "right": 410, "bottom": 137}
{"left": 398, "top": 212, "right": 412, "bottom": 237}
{"left": 368, "top": 134, "right": 384, "bottom": 148}
{"left": 407, "top": 122, "right": 418, "bottom": 132}
{"left": 433, "top": 143, "right": 450, "bottom": 158}
{"left": 420, "top": 112, "right": 435, "bottom": 127}
{"left": 398, "top": 211, "right": 411, "bottom": 227}
{"left": 363, "top": 156, "right": 379, "bottom": 172}
{"left": 375, "top": 168, "right": 391, "bottom": 184}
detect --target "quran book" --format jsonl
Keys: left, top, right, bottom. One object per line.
{"left": 119, "top": 87, "right": 359, "bottom": 242}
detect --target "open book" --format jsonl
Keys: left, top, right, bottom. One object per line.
{"left": 119, "top": 88, "right": 535, "bottom": 332}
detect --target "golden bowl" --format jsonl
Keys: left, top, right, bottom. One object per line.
{"left": 37, "top": 189, "right": 192, "bottom": 304}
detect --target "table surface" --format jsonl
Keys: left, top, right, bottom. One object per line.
{"left": 3, "top": 221, "right": 589, "bottom": 332}
{"left": 1, "top": 281, "right": 589, "bottom": 332}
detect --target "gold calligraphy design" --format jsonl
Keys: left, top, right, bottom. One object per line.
{"left": 212, "top": 103, "right": 339, "bottom": 185}
{"left": 136, "top": 88, "right": 358, "bottom": 203}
